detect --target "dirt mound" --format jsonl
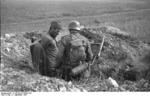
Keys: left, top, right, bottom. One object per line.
{"left": 81, "top": 26, "right": 150, "bottom": 80}
{"left": 1, "top": 32, "right": 85, "bottom": 92}
{"left": 1, "top": 26, "right": 150, "bottom": 91}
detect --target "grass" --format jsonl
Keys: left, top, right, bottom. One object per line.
{"left": 1, "top": 0, "right": 150, "bottom": 42}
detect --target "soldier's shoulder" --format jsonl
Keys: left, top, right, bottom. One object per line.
{"left": 78, "top": 33, "right": 89, "bottom": 41}
{"left": 41, "top": 33, "right": 53, "bottom": 41}
{"left": 30, "top": 40, "right": 40, "bottom": 47}
{"left": 61, "top": 34, "right": 70, "bottom": 40}
{"left": 60, "top": 35, "right": 71, "bottom": 45}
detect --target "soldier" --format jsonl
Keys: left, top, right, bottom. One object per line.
{"left": 59, "top": 20, "right": 93, "bottom": 81}
{"left": 30, "top": 21, "right": 62, "bottom": 77}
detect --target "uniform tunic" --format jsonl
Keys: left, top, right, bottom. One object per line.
{"left": 59, "top": 33, "right": 93, "bottom": 68}
{"left": 30, "top": 33, "right": 60, "bottom": 76}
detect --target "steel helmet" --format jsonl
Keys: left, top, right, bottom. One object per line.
{"left": 68, "top": 20, "right": 84, "bottom": 31}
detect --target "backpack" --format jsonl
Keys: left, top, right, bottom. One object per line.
{"left": 69, "top": 38, "right": 87, "bottom": 63}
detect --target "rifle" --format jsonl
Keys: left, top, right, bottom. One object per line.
{"left": 84, "top": 36, "right": 105, "bottom": 77}
{"left": 71, "top": 36, "right": 105, "bottom": 77}
{"left": 91, "top": 36, "right": 105, "bottom": 66}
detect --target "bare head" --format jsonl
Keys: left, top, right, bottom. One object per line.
{"left": 48, "top": 21, "right": 62, "bottom": 38}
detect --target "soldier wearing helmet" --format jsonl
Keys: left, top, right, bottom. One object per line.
{"left": 59, "top": 20, "right": 93, "bottom": 81}
{"left": 68, "top": 20, "right": 84, "bottom": 32}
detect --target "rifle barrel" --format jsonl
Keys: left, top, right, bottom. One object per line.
{"left": 90, "top": 36, "right": 105, "bottom": 66}
{"left": 98, "top": 36, "right": 105, "bottom": 57}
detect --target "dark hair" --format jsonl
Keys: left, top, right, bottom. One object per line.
{"left": 50, "top": 21, "right": 62, "bottom": 30}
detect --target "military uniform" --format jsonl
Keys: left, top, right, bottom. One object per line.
{"left": 59, "top": 33, "right": 93, "bottom": 80}
{"left": 30, "top": 40, "right": 47, "bottom": 75}
{"left": 30, "top": 33, "right": 61, "bottom": 76}
{"left": 30, "top": 21, "right": 62, "bottom": 77}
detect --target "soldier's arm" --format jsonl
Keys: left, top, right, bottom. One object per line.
{"left": 58, "top": 37, "right": 67, "bottom": 57}
{"left": 46, "top": 39, "right": 57, "bottom": 68}
{"left": 56, "top": 36, "right": 68, "bottom": 67}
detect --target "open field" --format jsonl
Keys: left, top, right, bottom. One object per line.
{"left": 1, "top": 0, "right": 150, "bottom": 42}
